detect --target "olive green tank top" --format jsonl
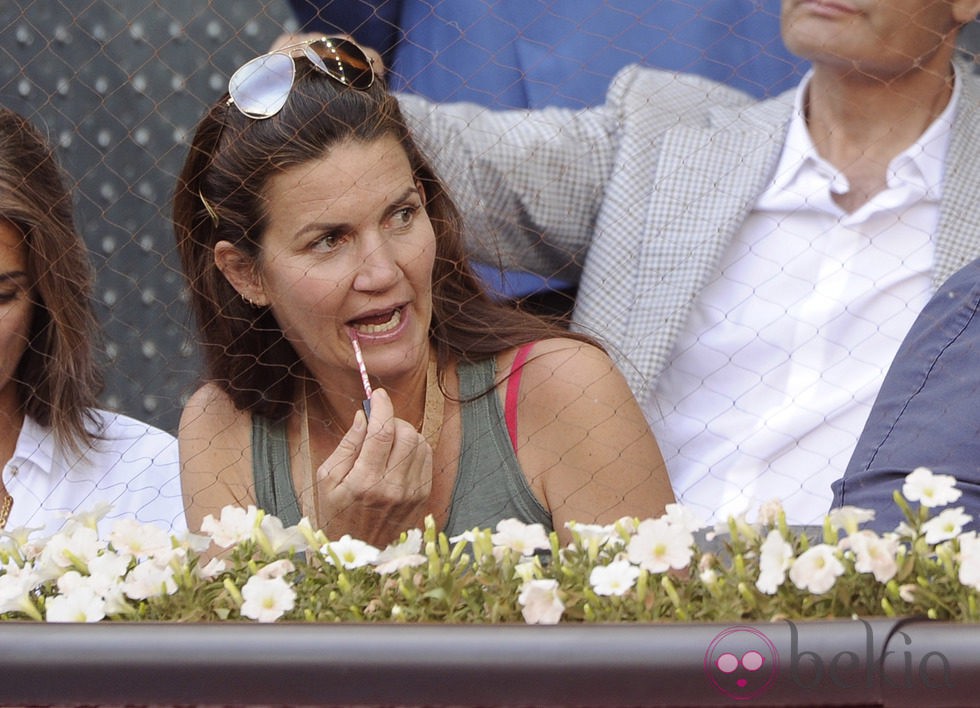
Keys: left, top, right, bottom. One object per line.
{"left": 251, "top": 357, "right": 552, "bottom": 535}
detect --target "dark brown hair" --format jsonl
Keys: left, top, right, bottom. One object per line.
{"left": 174, "top": 54, "right": 593, "bottom": 421}
{"left": 0, "top": 108, "right": 102, "bottom": 450}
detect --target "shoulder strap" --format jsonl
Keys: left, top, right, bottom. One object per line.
{"left": 504, "top": 342, "right": 536, "bottom": 453}
{"left": 251, "top": 414, "right": 302, "bottom": 527}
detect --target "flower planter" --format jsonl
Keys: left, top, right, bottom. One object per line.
{"left": 3, "top": 468, "right": 979, "bottom": 705}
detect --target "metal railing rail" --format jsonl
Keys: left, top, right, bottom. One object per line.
{"left": 1, "top": 618, "right": 977, "bottom": 706}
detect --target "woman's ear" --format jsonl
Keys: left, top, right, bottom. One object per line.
{"left": 214, "top": 240, "right": 269, "bottom": 307}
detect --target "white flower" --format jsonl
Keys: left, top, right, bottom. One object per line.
{"left": 719, "top": 513, "right": 761, "bottom": 542}
{"left": 589, "top": 559, "right": 641, "bottom": 596}
{"left": 200, "top": 506, "right": 259, "bottom": 548}
{"left": 0, "top": 525, "right": 43, "bottom": 558}
{"left": 109, "top": 519, "right": 173, "bottom": 558}
{"left": 756, "top": 530, "right": 794, "bottom": 595}
{"left": 663, "top": 504, "right": 705, "bottom": 535}
{"left": 449, "top": 529, "right": 477, "bottom": 545}
{"left": 36, "top": 526, "right": 105, "bottom": 575}
{"left": 56, "top": 570, "right": 94, "bottom": 596}
{"left": 256, "top": 559, "right": 296, "bottom": 580}
{"left": 45, "top": 586, "right": 106, "bottom": 623}
{"left": 757, "top": 499, "right": 784, "bottom": 527}
{"left": 513, "top": 560, "right": 539, "bottom": 583}
{"left": 958, "top": 532, "right": 980, "bottom": 591}
{"left": 517, "top": 579, "right": 564, "bottom": 624}
{"left": 898, "top": 584, "right": 918, "bottom": 603}
{"left": 374, "top": 529, "right": 426, "bottom": 575}
{"left": 895, "top": 521, "right": 916, "bottom": 538}
{"left": 613, "top": 517, "right": 639, "bottom": 536}
{"left": 122, "top": 560, "right": 178, "bottom": 600}
{"left": 828, "top": 507, "right": 876, "bottom": 535}
{"left": 0, "top": 563, "right": 41, "bottom": 614}
{"left": 626, "top": 518, "right": 694, "bottom": 573}
{"left": 491, "top": 519, "right": 550, "bottom": 557}
{"left": 241, "top": 575, "right": 295, "bottom": 622}
{"left": 143, "top": 545, "right": 186, "bottom": 570}
{"left": 922, "top": 507, "right": 971, "bottom": 544}
{"left": 180, "top": 531, "right": 214, "bottom": 554}
{"left": 789, "top": 544, "right": 845, "bottom": 595}
{"left": 196, "top": 557, "right": 227, "bottom": 581}
{"left": 257, "top": 514, "right": 309, "bottom": 555}
{"left": 564, "top": 521, "right": 620, "bottom": 548}
{"left": 323, "top": 535, "right": 380, "bottom": 569}
{"left": 902, "top": 467, "right": 962, "bottom": 508}
{"left": 59, "top": 502, "right": 113, "bottom": 532}
{"left": 58, "top": 552, "right": 130, "bottom": 614}
{"left": 87, "top": 550, "right": 133, "bottom": 581}
{"left": 842, "top": 530, "right": 899, "bottom": 583}
{"left": 699, "top": 568, "right": 718, "bottom": 586}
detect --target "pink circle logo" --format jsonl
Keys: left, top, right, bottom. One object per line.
{"left": 705, "top": 626, "right": 779, "bottom": 700}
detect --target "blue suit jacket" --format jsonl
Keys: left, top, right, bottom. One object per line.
{"left": 832, "top": 257, "right": 980, "bottom": 532}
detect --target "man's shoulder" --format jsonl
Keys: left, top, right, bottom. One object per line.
{"left": 606, "top": 64, "right": 793, "bottom": 133}
{"left": 608, "top": 64, "right": 759, "bottom": 110}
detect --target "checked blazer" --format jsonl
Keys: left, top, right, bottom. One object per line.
{"left": 401, "top": 63, "right": 980, "bottom": 403}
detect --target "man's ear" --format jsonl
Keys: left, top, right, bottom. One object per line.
{"left": 214, "top": 240, "right": 269, "bottom": 307}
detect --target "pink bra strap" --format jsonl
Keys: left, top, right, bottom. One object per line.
{"left": 505, "top": 342, "right": 536, "bottom": 453}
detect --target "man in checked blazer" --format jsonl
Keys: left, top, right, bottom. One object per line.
{"left": 399, "top": 0, "right": 980, "bottom": 526}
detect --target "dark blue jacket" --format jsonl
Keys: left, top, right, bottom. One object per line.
{"left": 833, "top": 257, "right": 980, "bottom": 532}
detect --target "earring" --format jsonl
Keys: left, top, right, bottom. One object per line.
{"left": 242, "top": 293, "right": 259, "bottom": 308}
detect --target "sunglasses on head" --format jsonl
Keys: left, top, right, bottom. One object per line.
{"left": 227, "top": 36, "right": 375, "bottom": 119}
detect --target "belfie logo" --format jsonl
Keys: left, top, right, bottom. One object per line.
{"left": 704, "top": 626, "right": 779, "bottom": 700}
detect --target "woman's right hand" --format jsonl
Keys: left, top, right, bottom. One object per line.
{"left": 315, "top": 388, "right": 432, "bottom": 546}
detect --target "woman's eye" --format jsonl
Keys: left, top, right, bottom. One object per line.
{"left": 389, "top": 205, "right": 420, "bottom": 229}
{"left": 310, "top": 231, "right": 346, "bottom": 252}
{"left": 0, "top": 290, "right": 19, "bottom": 304}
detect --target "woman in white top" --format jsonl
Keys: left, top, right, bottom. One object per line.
{"left": 0, "top": 107, "right": 185, "bottom": 536}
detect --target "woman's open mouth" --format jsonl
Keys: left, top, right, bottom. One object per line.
{"left": 348, "top": 306, "right": 403, "bottom": 335}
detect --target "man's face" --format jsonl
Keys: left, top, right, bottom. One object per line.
{"left": 781, "top": 0, "right": 962, "bottom": 78}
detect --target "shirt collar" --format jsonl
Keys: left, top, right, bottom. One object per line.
{"left": 10, "top": 414, "right": 56, "bottom": 475}
{"left": 764, "top": 66, "right": 961, "bottom": 202}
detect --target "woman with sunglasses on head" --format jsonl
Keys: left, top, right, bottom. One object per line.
{"left": 174, "top": 37, "right": 673, "bottom": 546}
{"left": 0, "top": 107, "right": 185, "bottom": 536}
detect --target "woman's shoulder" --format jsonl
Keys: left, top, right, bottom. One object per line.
{"left": 495, "top": 337, "right": 619, "bottom": 396}
{"left": 179, "top": 382, "right": 252, "bottom": 441}
{"left": 182, "top": 382, "right": 245, "bottom": 418}
{"left": 498, "top": 336, "right": 610, "bottom": 370}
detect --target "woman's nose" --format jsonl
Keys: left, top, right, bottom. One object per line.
{"left": 351, "top": 240, "right": 400, "bottom": 292}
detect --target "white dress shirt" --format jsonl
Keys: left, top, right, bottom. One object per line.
{"left": 649, "top": 71, "right": 960, "bottom": 526}
{"left": 3, "top": 410, "right": 187, "bottom": 537}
